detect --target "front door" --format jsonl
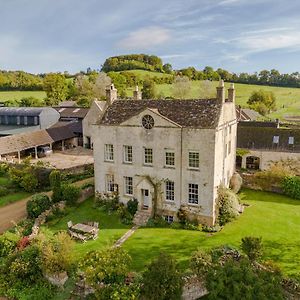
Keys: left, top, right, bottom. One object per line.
{"left": 142, "top": 189, "right": 150, "bottom": 209}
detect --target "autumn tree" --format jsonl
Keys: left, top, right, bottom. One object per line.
{"left": 198, "top": 80, "right": 215, "bottom": 98}
{"left": 247, "top": 89, "right": 276, "bottom": 115}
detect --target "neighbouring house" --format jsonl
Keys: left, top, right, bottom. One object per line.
{"left": 236, "top": 106, "right": 263, "bottom": 121}
{"left": 90, "top": 82, "right": 237, "bottom": 226}
{"left": 53, "top": 106, "right": 89, "bottom": 146}
{"left": 0, "top": 107, "right": 60, "bottom": 136}
{"left": 236, "top": 121, "right": 300, "bottom": 170}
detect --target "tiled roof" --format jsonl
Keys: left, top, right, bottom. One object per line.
{"left": 0, "top": 130, "right": 54, "bottom": 155}
{"left": 46, "top": 125, "right": 76, "bottom": 142}
{"left": 100, "top": 99, "right": 222, "bottom": 128}
{"left": 54, "top": 107, "right": 89, "bottom": 119}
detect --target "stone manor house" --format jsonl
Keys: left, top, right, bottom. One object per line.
{"left": 88, "top": 81, "right": 237, "bottom": 225}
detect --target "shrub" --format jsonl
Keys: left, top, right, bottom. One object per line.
{"left": 61, "top": 184, "right": 80, "bottom": 205}
{"left": 127, "top": 198, "right": 138, "bottom": 216}
{"left": 26, "top": 194, "right": 52, "bottom": 218}
{"left": 146, "top": 217, "right": 169, "bottom": 228}
{"left": 0, "top": 186, "right": 8, "bottom": 197}
{"left": 37, "top": 232, "right": 74, "bottom": 274}
{"left": 217, "top": 186, "right": 240, "bottom": 226}
{"left": 177, "top": 207, "right": 188, "bottom": 225}
{"left": 190, "top": 250, "right": 212, "bottom": 277}
{"left": 0, "top": 232, "right": 19, "bottom": 258}
{"left": 95, "top": 282, "right": 140, "bottom": 300}
{"left": 17, "top": 236, "right": 30, "bottom": 250}
{"left": 241, "top": 236, "right": 263, "bottom": 261}
{"left": 79, "top": 248, "right": 131, "bottom": 286}
{"left": 20, "top": 173, "right": 38, "bottom": 192}
{"left": 117, "top": 203, "right": 133, "bottom": 225}
{"left": 205, "top": 257, "right": 284, "bottom": 300}
{"left": 16, "top": 219, "right": 34, "bottom": 236}
{"left": 202, "top": 224, "right": 222, "bottom": 233}
{"left": 95, "top": 192, "right": 120, "bottom": 211}
{"left": 282, "top": 176, "right": 300, "bottom": 199}
{"left": 49, "top": 170, "right": 62, "bottom": 203}
{"left": 0, "top": 163, "right": 9, "bottom": 176}
{"left": 141, "top": 252, "right": 183, "bottom": 300}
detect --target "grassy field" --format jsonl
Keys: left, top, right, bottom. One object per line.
{"left": 43, "top": 190, "right": 300, "bottom": 278}
{"left": 118, "top": 69, "right": 173, "bottom": 79}
{"left": 0, "top": 91, "right": 46, "bottom": 102}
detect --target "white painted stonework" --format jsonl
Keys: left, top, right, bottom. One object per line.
{"left": 90, "top": 83, "right": 237, "bottom": 225}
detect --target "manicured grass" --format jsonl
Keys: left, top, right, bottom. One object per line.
{"left": 43, "top": 198, "right": 130, "bottom": 258}
{"left": 0, "top": 192, "right": 30, "bottom": 207}
{"left": 0, "top": 90, "right": 46, "bottom": 102}
{"left": 123, "top": 189, "right": 300, "bottom": 278}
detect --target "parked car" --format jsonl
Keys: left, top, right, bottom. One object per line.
{"left": 25, "top": 146, "right": 53, "bottom": 158}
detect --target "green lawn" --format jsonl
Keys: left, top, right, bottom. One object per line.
{"left": 42, "top": 190, "right": 300, "bottom": 279}
{"left": 0, "top": 90, "right": 46, "bottom": 102}
{"left": 42, "top": 198, "right": 130, "bottom": 258}
{"left": 123, "top": 189, "right": 300, "bottom": 278}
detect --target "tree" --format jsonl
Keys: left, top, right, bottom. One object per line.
{"left": 43, "top": 73, "right": 68, "bottom": 105}
{"left": 49, "top": 170, "right": 62, "bottom": 203}
{"left": 141, "top": 252, "right": 183, "bottom": 300}
{"left": 142, "top": 78, "right": 156, "bottom": 99}
{"left": 172, "top": 76, "right": 191, "bottom": 99}
{"left": 162, "top": 63, "right": 173, "bottom": 74}
{"left": 247, "top": 89, "right": 276, "bottom": 115}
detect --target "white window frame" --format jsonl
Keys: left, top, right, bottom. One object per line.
{"left": 288, "top": 137, "right": 294, "bottom": 145}
{"left": 188, "top": 151, "right": 199, "bottom": 169}
{"left": 273, "top": 136, "right": 279, "bottom": 144}
{"left": 105, "top": 174, "right": 115, "bottom": 192}
{"left": 165, "top": 150, "right": 175, "bottom": 167}
{"left": 165, "top": 181, "right": 175, "bottom": 201}
{"left": 188, "top": 183, "right": 199, "bottom": 204}
{"left": 164, "top": 215, "right": 174, "bottom": 223}
{"left": 124, "top": 176, "right": 133, "bottom": 195}
{"left": 104, "top": 144, "right": 114, "bottom": 162}
{"left": 144, "top": 148, "right": 153, "bottom": 165}
{"left": 123, "top": 145, "right": 133, "bottom": 163}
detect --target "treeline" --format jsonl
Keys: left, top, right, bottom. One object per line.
{"left": 101, "top": 54, "right": 171, "bottom": 73}
{"left": 0, "top": 71, "right": 43, "bottom": 91}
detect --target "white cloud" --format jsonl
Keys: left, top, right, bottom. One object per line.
{"left": 118, "top": 26, "right": 171, "bottom": 49}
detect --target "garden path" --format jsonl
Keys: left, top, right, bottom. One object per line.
{"left": 114, "top": 225, "right": 139, "bottom": 247}
{"left": 0, "top": 177, "right": 94, "bottom": 234}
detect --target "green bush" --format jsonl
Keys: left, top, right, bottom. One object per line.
{"left": 20, "top": 173, "right": 38, "bottom": 192}
{"left": 0, "top": 232, "right": 19, "bottom": 258}
{"left": 49, "top": 170, "right": 62, "bottom": 203}
{"left": 94, "top": 192, "right": 120, "bottom": 211}
{"left": 141, "top": 252, "right": 183, "bottom": 300}
{"left": 117, "top": 203, "right": 133, "bottom": 225}
{"left": 241, "top": 236, "right": 263, "bottom": 261}
{"left": 26, "top": 194, "right": 52, "bottom": 218}
{"left": 146, "top": 217, "right": 169, "bottom": 228}
{"left": 0, "top": 163, "right": 9, "bottom": 176}
{"left": 217, "top": 187, "right": 240, "bottom": 226}
{"left": 0, "top": 186, "right": 8, "bottom": 197}
{"left": 95, "top": 282, "right": 140, "bottom": 300}
{"left": 202, "top": 224, "right": 222, "bottom": 233}
{"left": 190, "top": 250, "right": 212, "bottom": 277}
{"left": 282, "top": 176, "right": 300, "bottom": 199}
{"left": 127, "top": 198, "right": 138, "bottom": 216}
{"left": 61, "top": 184, "right": 80, "bottom": 205}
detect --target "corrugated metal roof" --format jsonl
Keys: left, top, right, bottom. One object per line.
{"left": 0, "top": 107, "right": 44, "bottom": 116}
{"left": 0, "top": 130, "right": 54, "bottom": 155}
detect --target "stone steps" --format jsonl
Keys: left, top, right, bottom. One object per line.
{"left": 133, "top": 210, "right": 151, "bottom": 226}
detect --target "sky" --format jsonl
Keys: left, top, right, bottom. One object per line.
{"left": 1, "top": 0, "right": 300, "bottom": 74}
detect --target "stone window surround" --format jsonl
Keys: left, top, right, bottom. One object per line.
{"left": 104, "top": 144, "right": 114, "bottom": 162}
{"left": 188, "top": 151, "right": 200, "bottom": 169}
{"left": 144, "top": 147, "right": 153, "bottom": 165}
{"left": 124, "top": 176, "right": 133, "bottom": 195}
{"left": 105, "top": 174, "right": 115, "bottom": 192}
{"left": 188, "top": 183, "right": 199, "bottom": 204}
{"left": 165, "top": 149, "right": 175, "bottom": 168}
{"left": 165, "top": 180, "right": 175, "bottom": 201}
{"left": 164, "top": 215, "right": 174, "bottom": 223}
{"left": 123, "top": 145, "right": 133, "bottom": 164}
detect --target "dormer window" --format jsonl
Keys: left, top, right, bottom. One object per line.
{"left": 142, "top": 115, "right": 154, "bottom": 129}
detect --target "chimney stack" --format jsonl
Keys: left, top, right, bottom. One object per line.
{"left": 228, "top": 83, "right": 235, "bottom": 102}
{"left": 216, "top": 79, "right": 225, "bottom": 104}
{"left": 133, "top": 85, "right": 142, "bottom": 100}
{"left": 106, "top": 84, "right": 117, "bottom": 105}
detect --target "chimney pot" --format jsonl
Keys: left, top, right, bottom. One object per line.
{"left": 133, "top": 85, "right": 142, "bottom": 100}
{"left": 216, "top": 80, "right": 225, "bottom": 104}
{"left": 228, "top": 82, "right": 235, "bottom": 103}
{"left": 106, "top": 84, "right": 117, "bottom": 105}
